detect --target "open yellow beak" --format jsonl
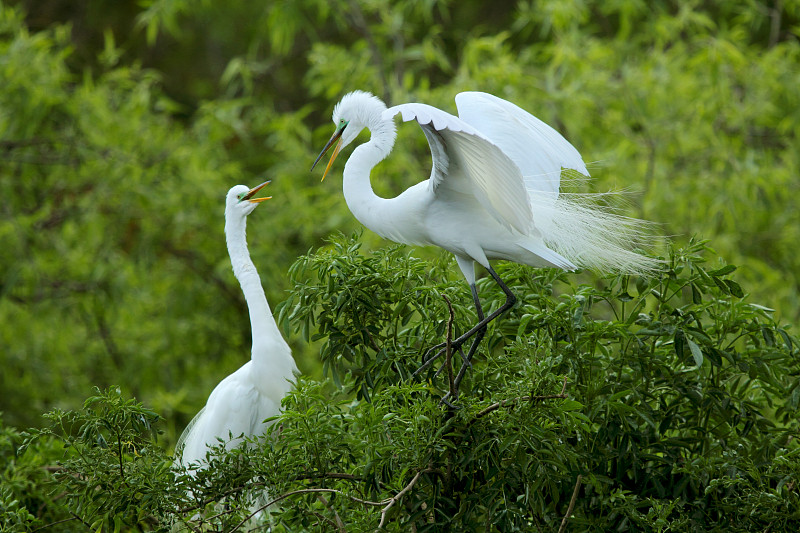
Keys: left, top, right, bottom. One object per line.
{"left": 311, "top": 127, "right": 344, "bottom": 182}
{"left": 242, "top": 180, "right": 272, "bottom": 203}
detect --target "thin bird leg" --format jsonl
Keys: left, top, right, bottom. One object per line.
{"left": 414, "top": 266, "right": 516, "bottom": 378}
{"left": 459, "top": 283, "right": 486, "bottom": 371}
{"left": 452, "top": 266, "right": 516, "bottom": 389}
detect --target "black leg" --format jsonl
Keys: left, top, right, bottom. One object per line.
{"left": 452, "top": 266, "right": 515, "bottom": 390}
{"left": 434, "top": 284, "right": 485, "bottom": 380}
{"left": 414, "top": 265, "right": 516, "bottom": 378}
{"left": 457, "top": 283, "right": 486, "bottom": 372}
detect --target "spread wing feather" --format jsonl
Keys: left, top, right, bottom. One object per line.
{"left": 384, "top": 103, "right": 533, "bottom": 235}
{"left": 455, "top": 92, "right": 589, "bottom": 206}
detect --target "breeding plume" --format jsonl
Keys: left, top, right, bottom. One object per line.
{"left": 312, "top": 91, "right": 658, "bottom": 395}
{"left": 177, "top": 182, "right": 299, "bottom": 469}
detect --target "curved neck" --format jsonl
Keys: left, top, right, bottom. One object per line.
{"left": 224, "top": 213, "right": 285, "bottom": 359}
{"left": 342, "top": 122, "right": 397, "bottom": 230}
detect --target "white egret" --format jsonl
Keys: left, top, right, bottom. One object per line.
{"left": 311, "top": 91, "right": 658, "bottom": 396}
{"left": 177, "top": 181, "right": 299, "bottom": 470}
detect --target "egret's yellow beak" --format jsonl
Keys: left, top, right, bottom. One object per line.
{"left": 311, "top": 127, "right": 344, "bottom": 182}
{"left": 242, "top": 180, "right": 272, "bottom": 203}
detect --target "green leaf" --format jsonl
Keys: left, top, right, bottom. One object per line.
{"left": 687, "top": 336, "right": 704, "bottom": 366}
{"left": 724, "top": 279, "right": 744, "bottom": 298}
{"left": 674, "top": 329, "right": 687, "bottom": 360}
{"left": 709, "top": 265, "right": 737, "bottom": 276}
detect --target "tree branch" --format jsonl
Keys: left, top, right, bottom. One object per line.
{"left": 230, "top": 488, "right": 387, "bottom": 533}
{"left": 378, "top": 468, "right": 433, "bottom": 529}
{"left": 316, "top": 493, "right": 346, "bottom": 533}
{"left": 443, "top": 295, "right": 456, "bottom": 402}
{"left": 31, "top": 517, "right": 79, "bottom": 532}
{"left": 558, "top": 475, "right": 582, "bottom": 533}
{"left": 467, "top": 377, "right": 568, "bottom": 427}
{"left": 292, "top": 472, "right": 360, "bottom": 482}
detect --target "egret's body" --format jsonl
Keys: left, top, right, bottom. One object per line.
{"left": 313, "top": 91, "right": 658, "bottom": 391}
{"left": 178, "top": 182, "right": 298, "bottom": 469}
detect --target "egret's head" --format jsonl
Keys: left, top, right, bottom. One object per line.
{"left": 311, "top": 91, "right": 392, "bottom": 181}
{"left": 226, "top": 181, "right": 271, "bottom": 217}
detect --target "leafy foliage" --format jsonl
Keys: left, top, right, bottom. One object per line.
{"left": 2, "top": 0, "right": 799, "bottom": 530}
{"left": 277, "top": 233, "right": 468, "bottom": 397}
{"left": 5, "top": 237, "right": 799, "bottom": 531}
{"left": 2, "top": 0, "right": 798, "bottom": 431}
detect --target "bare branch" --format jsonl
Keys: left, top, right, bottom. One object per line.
{"left": 443, "top": 295, "right": 456, "bottom": 401}
{"left": 378, "top": 468, "right": 433, "bottom": 529}
{"left": 316, "top": 493, "right": 346, "bottom": 533}
{"left": 558, "top": 475, "right": 582, "bottom": 533}
{"left": 292, "top": 472, "right": 360, "bottom": 482}
{"left": 31, "top": 517, "right": 80, "bottom": 532}
{"left": 230, "top": 489, "right": 387, "bottom": 533}
{"left": 467, "top": 377, "right": 569, "bottom": 427}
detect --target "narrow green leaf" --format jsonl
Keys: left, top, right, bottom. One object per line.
{"left": 687, "top": 336, "right": 703, "bottom": 366}
{"left": 724, "top": 279, "right": 744, "bottom": 298}
{"left": 709, "top": 265, "right": 736, "bottom": 276}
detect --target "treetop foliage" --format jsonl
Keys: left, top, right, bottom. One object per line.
{"left": 6, "top": 236, "right": 800, "bottom": 531}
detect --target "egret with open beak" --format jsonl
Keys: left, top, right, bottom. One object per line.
{"left": 239, "top": 180, "right": 272, "bottom": 203}
{"left": 310, "top": 119, "right": 347, "bottom": 181}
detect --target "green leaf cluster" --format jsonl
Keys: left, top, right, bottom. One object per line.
{"left": 4, "top": 237, "right": 799, "bottom": 531}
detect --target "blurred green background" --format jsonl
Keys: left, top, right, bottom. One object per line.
{"left": 1, "top": 0, "right": 798, "bottom": 441}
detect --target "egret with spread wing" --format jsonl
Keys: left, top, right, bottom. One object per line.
{"left": 177, "top": 181, "right": 299, "bottom": 470}
{"left": 312, "top": 91, "right": 658, "bottom": 397}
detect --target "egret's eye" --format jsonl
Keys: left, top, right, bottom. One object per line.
{"left": 237, "top": 193, "right": 245, "bottom": 202}
{"left": 339, "top": 119, "right": 349, "bottom": 130}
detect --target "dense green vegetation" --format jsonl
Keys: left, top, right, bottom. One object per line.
{"left": 1, "top": 0, "right": 799, "bottom": 530}
{"left": 5, "top": 237, "right": 800, "bottom": 530}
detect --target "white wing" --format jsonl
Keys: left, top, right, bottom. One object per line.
{"left": 384, "top": 103, "right": 533, "bottom": 235}
{"left": 176, "top": 365, "right": 275, "bottom": 469}
{"left": 455, "top": 92, "right": 589, "bottom": 205}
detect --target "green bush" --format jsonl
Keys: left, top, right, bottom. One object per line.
{"left": 6, "top": 236, "right": 799, "bottom": 531}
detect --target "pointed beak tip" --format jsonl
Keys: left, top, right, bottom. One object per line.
{"left": 313, "top": 128, "right": 344, "bottom": 179}
{"left": 247, "top": 196, "right": 272, "bottom": 204}
{"left": 242, "top": 180, "right": 272, "bottom": 202}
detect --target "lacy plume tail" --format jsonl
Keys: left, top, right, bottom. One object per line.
{"left": 532, "top": 193, "right": 663, "bottom": 275}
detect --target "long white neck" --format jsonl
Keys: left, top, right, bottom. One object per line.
{"left": 224, "top": 213, "right": 289, "bottom": 363}
{"left": 342, "top": 116, "right": 401, "bottom": 237}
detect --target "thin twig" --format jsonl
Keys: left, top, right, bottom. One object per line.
{"left": 31, "top": 516, "right": 79, "bottom": 532}
{"left": 469, "top": 393, "right": 566, "bottom": 422}
{"left": 292, "top": 472, "right": 360, "bottom": 482}
{"left": 443, "top": 295, "right": 456, "bottom": 402}
{"left": 557, "top": 475, "right": 582, "bottom": 533}
{"left": 309, "top": 509, "right": 344, "bottom": 532}
{"left": 230, "top": 489, "right": 386, "bottom": 533}
{"left": 378, "top": 468, "right": 432, "bottom": 529}
{"left": 316, "top": 493, "right": 346, "bottom": 533}
{"left": 179, "top": 473, "right": 361, "bottom": 515}
{"left": 467, "top": 378, "right": 569, "bottom": 428}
